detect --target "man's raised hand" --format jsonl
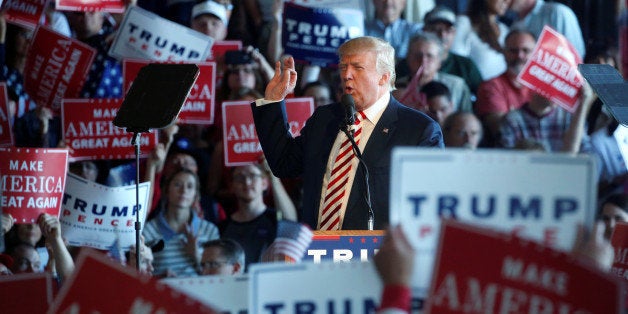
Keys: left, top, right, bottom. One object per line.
{"left": 265, "top": 57, "right": 298, "bottom": 101}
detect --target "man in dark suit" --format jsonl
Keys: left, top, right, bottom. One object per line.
{"left": 251, "top": 36, "right": 443, "bottom": 230}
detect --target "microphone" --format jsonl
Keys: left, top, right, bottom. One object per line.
{"left": 339, "top": 94, "right": 375, "bottom": 230}
{"left": 341, "top": 94, "right": 357, "bottom": 131}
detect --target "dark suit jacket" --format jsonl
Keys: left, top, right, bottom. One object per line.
{"left": 251, "top": 95, "right": 443, "bottom": 230}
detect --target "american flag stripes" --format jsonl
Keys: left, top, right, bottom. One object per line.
{"left": 263, "top": 221, "right": 313, "bottom": 262}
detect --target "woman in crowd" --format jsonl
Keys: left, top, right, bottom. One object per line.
{"left": 451, "top": 0, "right": 510, "bottom": 80}
{"left": 599, "top": 193, "right": 628, "bottom": 240}
{"left": 142, "top": 168, "right": 220, "bottom": 277}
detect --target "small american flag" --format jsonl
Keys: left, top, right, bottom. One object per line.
{"left": 263, "top": 221, "right": 313, "bottom": 262}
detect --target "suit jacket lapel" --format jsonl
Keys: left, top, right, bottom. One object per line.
{"left": 362, "top": 98, "right": 399, "bottom": 164}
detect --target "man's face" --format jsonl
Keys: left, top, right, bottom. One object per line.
{"left": 227, "top": 64, "right": 257, "bottom": 91}
{"left": 191, "top": 14, "right": 227, "bottom": 41}
{"left": 231, "top": 165, "right": 267, "bottom": 202}
{"left": 372, "top": 0, "right": 406, "bottom": 23}
{"left": 601, "top": 203, "right": 628, "bottom": 240}
{"left": 423, "top": 22, "right": 456, "bottom": 51}
{"left": 304, "top": 85, "right": 332, "bottom": 108}
{"left": 68, "top": 11, "right": 104, "bottom": 39}
{"left": 11, "top": 246, "right": 41, "bottom": 274}
{"left": 200, "top": 247, "right": 239, "bottom": 275}
{"left": 444, "top": 115, "right": 483, "bottom": 149}
{"left": 407, "top": 41, "right": 442, "bottom": 79}
{"left": 504, "top": 33, "right": 536, "bottom": 75}
{"left": 339, "top": 51, "right": 389, "bottom": 111}
{"left": 426, "top": 95, "right": 454, "bottom": 126}
{"left": 17, "top": 223, "right": 42, "bottom": 246}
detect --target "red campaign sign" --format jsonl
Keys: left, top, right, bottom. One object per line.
{"left": 517, "top": 26, "right": 584, "bottom": 112}
{"left": 0, "top": 147, "right": 68, "bottom": 223}
{"left": 24, "top": 26, "right": 96, "bottom": 114}
{"left": 222, "top": 98, "right": 314, "bottom": 166}
{"left": 0, "top": 272, "right": 53, "bottom": 314}
{"left": 48, "top": 249, "right": 218, "bottom": 314}
{"left": 55, "top": 0, "right": 125, "bottom": 13}
{"left": 123, "top": 59, "right": 217, "bottom": 125}
{"left": 426, "top": 220, "right": 623, "bottom": 314}
{"left": 0, "top": 84, "right": 14, "bottom": 147}
{"left": 207, "top": 40, "right": 242, "bottom": 61}
{"left": 1, "top": 0, "right": 47, "bottom": 30}
{"left": 61, "top": 98, "right": 159, "bottom": 161}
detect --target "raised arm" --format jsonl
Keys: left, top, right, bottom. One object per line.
{"left": 261, "top": 156, "right": 297, "bottom": 221}
{"left": 562, "top": 81, "right": 595, "bottom": 154}
{"left": 38, "top": 213, "right": 75, "bottom": 282}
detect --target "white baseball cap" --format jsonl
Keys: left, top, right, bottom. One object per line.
{"left": 192, "top": 1, "right": 229, "bottom": 25}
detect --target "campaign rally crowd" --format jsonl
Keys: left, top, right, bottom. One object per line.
{"left": 0, "top": 0, "right": 627, "bottom": 313}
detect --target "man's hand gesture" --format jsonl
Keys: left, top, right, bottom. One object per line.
{"left": 265, "top": 57, "right": 298, "bottom": 101}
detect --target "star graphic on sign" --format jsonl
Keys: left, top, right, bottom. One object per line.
{"left": 141, "top": 44, "right": 148, "bottom": 50}
{"left": 372, "top": 237, "right": 378, "bottom": 243}
{"left": 361, "top": 237, "right": 366, "bottom": 244}
{"left": 129, "top": 37, "right": 136, "bottom": 43}
{"left": 348, "top": 237, "right": 354, "bottom": 243}
{"left": 155, "top": 50, "right": 162, "bottom": 57}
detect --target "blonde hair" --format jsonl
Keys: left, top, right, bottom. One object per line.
{"left": 338, "top": 36, "right": 396, "bottom": 90}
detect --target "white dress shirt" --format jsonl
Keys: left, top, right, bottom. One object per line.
{"left": 317, "top": 93, "right": 390, "bottom": 229}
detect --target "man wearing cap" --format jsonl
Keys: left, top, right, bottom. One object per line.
{"left": 422, "top": 6, "right": 482, "bottom": 96}
{"left": 365, "top": 0, "right": 422, "bottom": 60}
{"left": 191, "top": 1, "right": 229, "bottom": 41}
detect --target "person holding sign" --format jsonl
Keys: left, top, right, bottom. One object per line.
{"left": 143, "top": 168, "right": 220, "bottom": 278}
{"left": 498, "top": 82, "right": 595, "bottom": 153}
{"left": 252, "top": 36, "right": 443, "bottom": 231}
{"left": 476, "top": 29, "right": 536, "bottom": 145}
{"left": 374, "top": 224, "right": 415, "bottom": 314}
{"left": 0, "top": 14, "right": 36, "bottom": 120}
{"left": 66, "top": 0, "right": 136, "bottom": 99}
{"left": 38, "top": 213, "right": 75, "bottom": 282}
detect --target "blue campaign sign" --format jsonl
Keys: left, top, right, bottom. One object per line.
{"left": 302, "top": 231, "right": 384, "bottom": 263}
{"left": 282, "top": 3, "right": 364, "bottom": 67}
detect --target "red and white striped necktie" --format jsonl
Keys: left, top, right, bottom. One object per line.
{"left": 319, "top": 111, "right": 366, "bottom": 230}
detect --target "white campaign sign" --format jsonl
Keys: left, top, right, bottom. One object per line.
{"left": 249, "top": 262, "right": 382, "bottom": 313}
{"left": 60, "top": 173, "right": 150, "bottom": 250}
{"left": 163, "top": 274, "right": 248, "bottom": 313}
{"left": 109, "top": 6, "right": 213, "bottom": 62}
{"left": 389, "top": 148, "right": 597, "bottom": 303}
